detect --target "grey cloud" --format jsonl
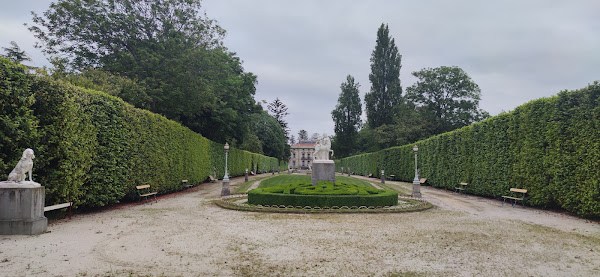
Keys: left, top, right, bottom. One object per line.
{"left": 3, "top": 0, "right": 599, "bottom": 142}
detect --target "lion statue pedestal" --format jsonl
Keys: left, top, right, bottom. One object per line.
{"left": 0, "top": 149, "right": 47, "bottom": 235}
{"left": 0, "top": 183, "right": 47, "bottom": 235}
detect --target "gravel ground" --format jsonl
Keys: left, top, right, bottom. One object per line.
{"left": 1, "top": 173, "right": 599, "bottom": 277}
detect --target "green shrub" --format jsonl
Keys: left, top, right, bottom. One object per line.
{"left": 0, "top": 58, "right": 39, "bottom": 180}
{"left": 248, "top": 179, "right": 398, "bottom": 207}
{"left": 340, "top": 81, "right": 600, "bottom": 218}
{"left": 0, "top": 58, "right": 281, "bottom": 209}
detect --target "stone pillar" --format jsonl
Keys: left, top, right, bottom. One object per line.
{"left": 381, "top": 170, "right": 385, "bottom": 184}
{"left": 245, "top": 168, "right": 248, "bottom": 182}
{"left": 0, "top": 183, "right": 47, "bottom": 235}
{"left": 347, "top": 167, "right": 350, "bottom": 177}
{"left": 412, "top": 182, "right": 421, "bottom": 198}
{"left": 221, "top": 180, "right": 230, "bottom": 196}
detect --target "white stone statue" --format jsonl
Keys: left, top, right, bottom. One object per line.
{"left": 7, "top": 148, "right": 35, "bottom": 182}
{"left": 313, "top": 133, "right": 332, "bottom": 161}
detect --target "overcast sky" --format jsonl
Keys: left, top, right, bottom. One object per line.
{"left": 2, "top": 0, "right": 599, "bottom": 143}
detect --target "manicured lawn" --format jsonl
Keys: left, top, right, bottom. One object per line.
{"left": 257, "top": 175, "right": 373, "bottom": 189}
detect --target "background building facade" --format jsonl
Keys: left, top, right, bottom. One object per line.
{"left": 289, "top": 142, "right": 315, "bottom": 170}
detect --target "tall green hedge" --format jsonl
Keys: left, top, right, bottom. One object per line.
{"left": 0, "top": 58, "right": 280, "bottom": 209}
{"left": 339, "top": 82, "right": 600, "bottom": 217}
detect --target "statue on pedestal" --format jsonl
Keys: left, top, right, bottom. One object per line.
{"left": 7, "top": 148, "right": 35, "bottom": 183}
{"left": 310, "top": 134, "right": 335, "bottom": 185}
{"left": 1, "top": 148, "right": 46, "bottom": 235}
{"left": 313, "top": 133, "right": 333, "bottom": 161}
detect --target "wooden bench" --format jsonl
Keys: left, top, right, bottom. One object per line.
{"left": 368, "top": 173, "right": 373, "bottom": 178}
{"left": 502, "top": 188, "right": 527, "bottom": 208}
{"left": 388, "top": 174, "right": 395, "bottom": 181}
{"left": 182, "top": 179, "right": 192, "bottom": 189}
{"left": 136, "top": 185, "right": 157, "bottom": 204}
{"left": 44, "top": 202, "right": 73, "bottom": 219}
{"left": 208, "top": 175, "right": 216, "bottom": 183}
{"left": 455, "top": 182, "right": 468, "bottom": 194}
{"left": 420, "top": 178, "right": 427, "bottom": 185}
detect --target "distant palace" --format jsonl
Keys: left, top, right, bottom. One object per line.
{"left": 289, "top": 142, "right": 316, "bottom": 170}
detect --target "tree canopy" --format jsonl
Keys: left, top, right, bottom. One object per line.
{"left": 406, "top": 66, "right": 490, "bottom": 134}
{"left": 2, "top": 41, "right": 30, "bottom": 63}
{"left": 365, "top": 23, "right": 402, "bottom": 129}
{"left": 297, "top": 130, "right": 308, "bottom": 142}
{"left": 331, "top": 75, "right": 362, "bottom": 157}
{"left": 29, "top": 0, "right": 283, "bottom": 154}
{"left": 267, "top": 98, "right": 290, "bottom": 138}
{"left": 249, "top": 111, "right": 287, "bottom": 161}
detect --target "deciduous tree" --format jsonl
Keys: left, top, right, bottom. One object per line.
{"left": 406, "top": 66, "right": 490, "bottom": 134}
{"left": 249, "top": 111, "right": 287, "bottom": 160}
{"left": 331, "top": 75, "right": 362, "bottom": 157}
{"left": 29, "top": 0, "right": 260, "bottom": 148}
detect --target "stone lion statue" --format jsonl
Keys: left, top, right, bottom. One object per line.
{"left": 7, "top": 148, "right": 35, "bottom": 182}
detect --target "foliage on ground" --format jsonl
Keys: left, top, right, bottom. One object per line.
{"left": 248, "top": 175, "right": 398, "bottom": 207}
{"left": 258, "top": 175, "right": 371, "bottom": 189}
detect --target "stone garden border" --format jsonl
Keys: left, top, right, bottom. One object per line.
{"left": 215, "top": 194, "right": 433, "bottom": 214}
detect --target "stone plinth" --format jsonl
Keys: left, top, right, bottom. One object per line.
{"left": 221, "top": 179, "right": 230, "bottom": 196}
{"left": 412, "top": 182, "right": 422, "bottom": 198}
{"left": 0, "top": 182, "right": 47, "bottom": 235}
{"left": 311, "top": 160, "right": 336, "bottom": 186}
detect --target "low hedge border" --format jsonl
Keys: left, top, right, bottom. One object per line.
{"left": 216, "top": 194, "right": 433, "bottom": 214}
{"left": 248, "top": 182, "right": 399, "bottom": 207}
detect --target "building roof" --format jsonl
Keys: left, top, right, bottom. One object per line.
{"left": 292, "top": 142, "right": 316, "bottom": 148}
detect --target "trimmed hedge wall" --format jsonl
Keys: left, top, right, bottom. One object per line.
{"left": 0, "top": 58, "right": 281, "bottom": 208}
{"left": 339, "top": 82, "right": 600, "bottom": 217}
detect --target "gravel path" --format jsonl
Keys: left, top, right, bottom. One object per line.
{"left": 1, "top": 173, "right": 598, "bottom": 277}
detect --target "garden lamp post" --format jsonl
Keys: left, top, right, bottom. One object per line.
{"left": 221, "top": 143, "right": 230, "bottom": 196}
{"left": 412, "top": 144, "right": 421, "bottom": 198}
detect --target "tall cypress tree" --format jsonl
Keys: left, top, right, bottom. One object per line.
{"left": 331, "top": 75, "right": 362, "bottom": 157}
{"left": 365, "top": 23, "right": 402, "bottom": 128}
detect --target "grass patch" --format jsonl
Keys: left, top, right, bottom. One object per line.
{"left": 258, "top": 175, "right": 372, "bottom": 189}
{"left": 250, "top": 175, "right": 398, "bottom": 207}
{"left": 233, "top": 176, "right": 270, "bottom": 194}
